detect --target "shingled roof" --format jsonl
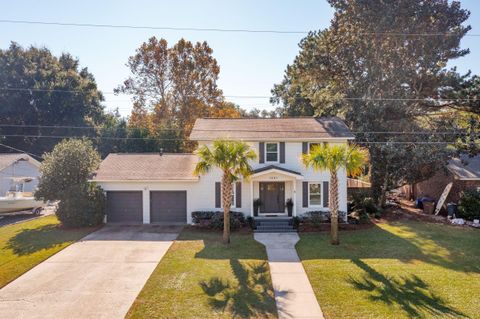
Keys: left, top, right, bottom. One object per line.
{"left": 189, "top": 117, "right": 354, "bottom": 141}
{"left": 0, "top": 153, "right": 40, "bottom": 171}
{"left": 447, "top": 154, "right": 480, "bottom": 180}
{"left": 92, "top": 153, "right": 199, "bottom": 181}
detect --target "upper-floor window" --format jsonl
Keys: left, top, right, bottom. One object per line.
{"left": 265, "top": 142, "right": 279, "bottom": 162}
{"left": 309, "top": 142, "right": 329, "bottom": 153}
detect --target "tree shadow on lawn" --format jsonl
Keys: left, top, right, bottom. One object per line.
{"left": 298, "top": 221, "right": 480, "bottom": 274}
{"left": 185, "top": 230, "right": 277, "bottom": 318}
{"left": 199, "top": 260, "right": 276, "bottom": 318}
{"left": 347, "top": 258, "right": 467, "bottom": 318}
{"left": 6, "top": 224, "right": 78, "bottom": 256}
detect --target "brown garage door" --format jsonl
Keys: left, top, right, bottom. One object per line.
{"left": 106, "top": 191, "right": 143, "bottom": 223}
{"left": 150, "top": 191, "right": 187, "bottom": 223}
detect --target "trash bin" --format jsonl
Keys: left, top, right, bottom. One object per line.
{"left": 423, "top": 201, "right": 435, "bottom": 214}
{"left": 446, "top": 203, "right": 457, "bottom": 217}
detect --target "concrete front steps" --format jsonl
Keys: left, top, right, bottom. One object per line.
{"left": 254, "top": 217, "right": 296, "bottom": 233}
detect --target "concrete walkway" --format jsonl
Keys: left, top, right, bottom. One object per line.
{"left": 0, "top": 225, "right": 180, "bottom": 319}
{"left": 255, "top": 233, "right": 324, "bottom": 319}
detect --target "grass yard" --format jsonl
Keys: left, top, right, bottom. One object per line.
{"left": 0, "top": 215, "right": 97, "bottom": 288}
{"left": 297, "top": 220, "right": 480, "bottom": 319}
{"left": 127, "top": 228, "right": 277, "bottom": 319}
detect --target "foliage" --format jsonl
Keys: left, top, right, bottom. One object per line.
{"left": 286, "top": 198, "right": 294, "bottom": 207}
{"left": 303, "top": 143, "right": 367, "bottom": 244}
{"left": 457, "top": 189, "right": 480, "bottom": 220}
{"left": 302, "top": 211, "right": 348, "bottom": 226}
{"left": 192, "top": 211, "right": 246, "bottom": 231}
{"left": 194, "top": 140, "right": 256, "bottom": 243}
{"left": 36, "top": 139, "right": 105, "bottom": 227}
{"left": 117, "top": 37, "right": 239, "bottom": 152}
{"left": 272, "top": 0, "right": 471, "bottom": 205}
{"left": 0, "top": 42, "right": 105, "bottom": 156}
{"left": 351, "top": 190, "right": 378, "bottom": 216}
{"left": 55, "top": 184, "right": 106, "bottom": 227}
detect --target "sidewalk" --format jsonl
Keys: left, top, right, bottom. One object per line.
{"left": 254, "top": 233, "right": 324, "bottom": 319}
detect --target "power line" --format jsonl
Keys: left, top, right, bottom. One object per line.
{"left": 0, "top": 87, "right": 476, "bottom": 102}
{"left": 0, "top": 142, "right": 42, "bottom": 159}
{"left": 0, "top": 134, "right": 462, "bottom": 145}
{"left": 0, "top": 19, "right": 479, "bottom": 37}
{"left": 0, "top": 124, "right": 472, "bottom": 135}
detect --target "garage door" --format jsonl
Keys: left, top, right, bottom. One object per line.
{"left": 150, "top": 191, "right": 187, "bottom": 223}
{"left": 106, "top": 191, "right": 143, "bottom": 223}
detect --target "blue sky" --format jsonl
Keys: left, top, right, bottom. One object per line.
{"left": 2, "top": 0, "right": 479, "bottom": 116}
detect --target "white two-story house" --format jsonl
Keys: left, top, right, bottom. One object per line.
{"left": 92, "top": 117, "right": 354, "bottom": 224}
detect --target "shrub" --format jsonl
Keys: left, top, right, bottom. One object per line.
{"left": 191, "top": 211, "right": 246, "bottom": 230}
{"left": 458, "top": 190, "right": 480, "bottom": 220}
{"left": 56, "top": 184, "right": 105, "bottom": 227}
{"left": 246, "top": 216, "right": 255, "bottom": 229}
{"left": 351, "top": 190, "right": 378, "bottom": 215}
{"left": 302, "top": 210, "right": 347, "bottom": 226}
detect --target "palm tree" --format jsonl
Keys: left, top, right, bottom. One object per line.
{"left": 303, "top": 143, "right": 367, "bottom": 245}
{"left": 194, "top": 140, "right": 257, "bottom": 244}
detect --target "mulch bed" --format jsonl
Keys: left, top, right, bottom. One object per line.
{"left": 298, "top": 222, "right": 374, "bottom": 232}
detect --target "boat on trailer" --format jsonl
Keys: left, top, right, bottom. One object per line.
{"left": 0, "top": 177, "right": 46, "bottom": 215}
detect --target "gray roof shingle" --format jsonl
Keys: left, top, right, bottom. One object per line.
{"left": 447, "top": 154, "right": 480, "bottom": 180}
{"left": 0, "top": 153, "right": 40, "bottom": 171}
{"left": 92, "top": 153, "right": 199, "bottom": 181}
{"left": 189, "top": 117, "right": 354, "bottom": 141}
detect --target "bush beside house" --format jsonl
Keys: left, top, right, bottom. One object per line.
{"left": 191, "top": 211, "right": 246, "bottom": 230}
{"left": 36, "top": 139, "right": 105, "bottom": 227}
{"left": 458, "top": 190, "right": 480, "bottom": 220}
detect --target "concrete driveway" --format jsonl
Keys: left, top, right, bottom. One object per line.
{"left": 0, "top": 225, "right": 181, "bottom": 319}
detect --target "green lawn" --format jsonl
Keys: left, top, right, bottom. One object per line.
{"left": 0, "top": 215, "right": 97, "bottom": 288}
{"left": 297, "top": 221, "right": 480, "bottom": 319}
{"left": 127, "top": 229, "right": 277, "bottom": 319}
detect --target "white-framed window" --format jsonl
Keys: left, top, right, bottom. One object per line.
{"left": 308, "top": 182, "right": 322, "bottom": 207}
{"left": 309, "top": 142, "right": 329, "bottom": 153}
{"left": 265, "top": 142, "right": 279, "bottom": 162}
{"left": 222, "top": 184, "right": 236, "bottom": 208}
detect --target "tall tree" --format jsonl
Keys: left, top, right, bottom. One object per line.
{"left": 303, "top": 144, "right": 367, "bottom": 245}
{"left": 273, "top": 0, "right": 471, "bottom": 205}
{"left": 194, "top": 140, "right": 256, "bottom": 244}
{"left": 0, "top": 42, "right": 105, "bottom": 156}
{"left": 116, "top": 37, "right": 226, "bottom": 151}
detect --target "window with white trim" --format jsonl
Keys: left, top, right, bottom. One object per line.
{"left": 265, "top": 142, "right": 279, "bottom": 162}
{"left": 309, "top": 182, "right": 322, "bottom": 207}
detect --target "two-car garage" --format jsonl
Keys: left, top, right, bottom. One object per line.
{"left": 106, "top": 191, "right": 187, "bottom": 224}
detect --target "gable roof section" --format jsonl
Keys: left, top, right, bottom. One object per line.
{"left": 252, "top": 165, "right": 302, "bottom": 176}
{"left": 447, "top": 154, "right": 480, "bottom": 180}
{"left": 189, "top": 117, "right": 354, "bottom": 141}
{"left": 92, "top": 153, "right": 199, "bottom": 181}
{"left": 0, "top": 153, "right": 41, "bottom": 171}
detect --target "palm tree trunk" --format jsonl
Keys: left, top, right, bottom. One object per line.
{"left": 330, "top": 170, "right": 340, "bottom": 245}
{"left": 221, "top": 173, "right": 232, "bottom": 244}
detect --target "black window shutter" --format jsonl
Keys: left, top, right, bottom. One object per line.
{"left": 236, "top": 182, "right": 242, "bottom": 208}
{"left": 215, "top": 182, "right": 221, "bottom": 208}
{"left": 323, "top": 181, "right": 329, "bottom": 207}
{"left": 302, "top": 142, "right": 308, "bottom": 154}
{"left": 259, "top": 142, "right": 265, "bottom": 163}
{"left": 302, "top": 182, "right": 308, "bottom": 207}
{"left": 280, "top": 142, "right": 285, "bottom": 163}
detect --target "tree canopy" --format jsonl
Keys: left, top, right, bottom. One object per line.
{"left": 0, "top": 42, "right": 105, "bottom": 156}
{"left": 272, "top": 0, "right": 473, "bottom": 204}
{"left": 117, "top": 37, "right": 240, "bottom": 151}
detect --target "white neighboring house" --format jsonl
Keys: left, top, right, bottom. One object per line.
{"left": 0, "top": 153, "right": 41, "bottom": 195}
{"left": 92, "top": 117, "right": 354, "bottom": 224}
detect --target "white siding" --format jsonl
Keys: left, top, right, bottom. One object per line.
{"left": 98, "top": 139, "right": 350, "bottom": 224}
{"left": 0, "top": 161, "right": 40, "bottom": 195}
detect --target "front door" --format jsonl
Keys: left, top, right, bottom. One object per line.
{"left": 259, "top": 182, "right": 285, "bottom": 214}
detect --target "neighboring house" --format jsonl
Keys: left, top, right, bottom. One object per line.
{"left": 92, "top": 117, "right": 354, "bottom": 224}
{"left": 400, "top": 154, "right": 480, "bottom": 204}
{"left": 0, "top": 153, "right": 41, "bottom": 195}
